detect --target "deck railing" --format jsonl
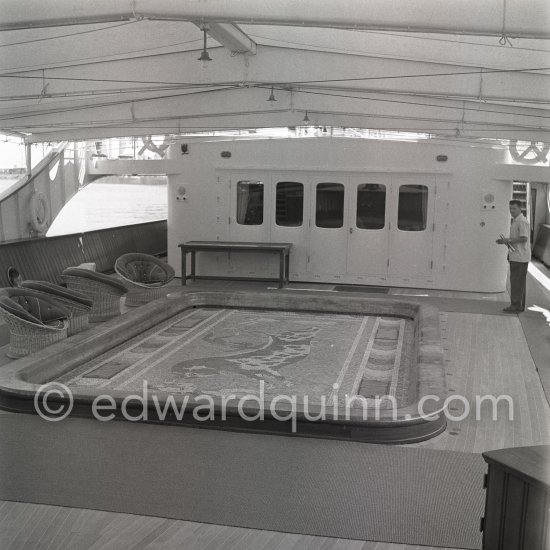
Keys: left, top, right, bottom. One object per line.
{"left": 0, "top": 220, "right": 167, "bottom": 287}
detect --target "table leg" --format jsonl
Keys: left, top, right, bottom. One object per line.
{"left": 191, "top": 251, "right": 196, "bottom": 281}
{"left": 181, "top": 250, "right": 187, "bottom": 286}
{"left": 279, "top": 251, "right": 285, "bottom": 289}
{"left": 285, "top": 251, "right": 290, "bottom": 284}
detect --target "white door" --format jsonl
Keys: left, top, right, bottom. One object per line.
{"left": 229, "top": 171, "right": 271, "bottom": 242}
{"left": 388, "top": 175, "right": 436, "bottom": 280}
{"left": 269, "top": 174, "right": 310, "bottom": 277}
{"left": 227, "top": 171, "right": 272, "bottom": 278}
{"left": 346, "top": 175, "right": 390, "bottom": 280}
{"left": 307, "top": 176, "right": 349, "bottom": 280}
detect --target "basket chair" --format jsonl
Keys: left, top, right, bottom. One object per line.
{"left": 21, "top": 280, "right": 93, "bottom": 335}
{"left": 114, "top": 253, "right": 175, "bottom": 306}
{"left": 61, "top": 267, "right": 127, "bottom": 322}
{"left": 0, "top": 288, "right": 70, "bottom": 358}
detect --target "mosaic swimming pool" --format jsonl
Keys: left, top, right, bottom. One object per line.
{"left": 0, "top": 291, "right": 447, "bottom": 443}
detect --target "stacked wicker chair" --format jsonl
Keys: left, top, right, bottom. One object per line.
{"left": 62, "top": 267, "right": 128, "bottom": 322}
{"left": 0, "top": 288, "right": 70, "bottom": 358}
{"left": 21, "top": 280, "right": 93, "bottom": 335}
{"left": 115, "top": 253, "right": 175, "bottom": 306}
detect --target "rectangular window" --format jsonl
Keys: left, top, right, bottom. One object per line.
{"left": 397, "top": 185, "right": 428, "bottom": 231}
{"left": 316, "top": 183, "right": 344, "bottom": 228}
{"left": 236, "top": 181, "right": 263, "bottom": 225}
{"left": 356, "top": 184, "right": 386, "bottom": 229}
{"left": 276, "top": 182, "right": 304, "bottom": 226}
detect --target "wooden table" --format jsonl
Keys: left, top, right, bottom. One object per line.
{"left": 178, "top": 241, "right": 292, "bottom": 289}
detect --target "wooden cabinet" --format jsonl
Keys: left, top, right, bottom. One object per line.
{"left": 533, "top": 224, "right": 550, "bottom": 266}
{"left": 482, "top": 445, "right": 550, "bottom": 549}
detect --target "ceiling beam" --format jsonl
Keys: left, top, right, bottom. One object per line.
{"left": 1, "top": 0, "right": 550, "bottom": 39}
{"left": 7, "top": 86, "right": 550, "bottom": 143}
{"left": 5, "top": 86, "right": 548, "bottom": 127}
{"left": 2, "top": 47, "right": 550, "bottom": 105}
{"left": 4, "top": 91, "right": 549, "bottom": 133}
{"left": 20, "top": 114, "right": 550, "bottom": 144}
{"left": 196, "top": 23, "right": 256, "bottom": 55}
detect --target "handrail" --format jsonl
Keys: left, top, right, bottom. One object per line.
{"left": 0, "top": 219, "right": 166, "bottom": 248}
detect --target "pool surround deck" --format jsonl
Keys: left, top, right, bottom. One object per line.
{"left": 0, "top": 290, "right": 447, "bottom": 444}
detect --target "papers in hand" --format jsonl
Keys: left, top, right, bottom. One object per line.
{"left": 500, "top": 234, "right": 516, "bottom": 252}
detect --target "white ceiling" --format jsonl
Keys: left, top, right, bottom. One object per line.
{"left": 1, "top": 0, "right": 549, "bottom": 143}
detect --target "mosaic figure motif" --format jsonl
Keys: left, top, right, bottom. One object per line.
{"left": 172, "top": 327, "right": 321, "bottom": 379}
{"left": 58, "top": 308, "right": 412, "bottom": 408}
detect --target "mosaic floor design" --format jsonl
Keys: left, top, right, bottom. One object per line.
{"left": 58, "top": 308, "right": 414, "bottom": 407}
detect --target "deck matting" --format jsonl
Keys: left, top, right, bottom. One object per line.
{"left": 333, "top": 285, "right": 389, "bottom": 293}
{"left": 0, "top": 412, "right": 485, "bottom": 550}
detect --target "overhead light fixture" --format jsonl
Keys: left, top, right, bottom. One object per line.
{"left": 267, "top": 86, "right": 277, "bottom": 103}
{"left": 198, "top": 24, "right": 212, "bottom": 67}
{"left": 303, "top": 111, "right": 310, "bottom": 124}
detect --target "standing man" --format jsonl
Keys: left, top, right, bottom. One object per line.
{"left": 496, "top": 200, "right": 531, "bottom": 313}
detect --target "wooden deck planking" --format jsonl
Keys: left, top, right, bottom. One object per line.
{"left": 456, "top": 314, "right": 478, "bottom": 454}
{"left": 389, "top": 287, "right": 509, "bottom": 302}
{"left": 508, "top": 316, "right": 532, "bottom": 449}
{"left": 506, "top": 314, "right": 545, "bottom": 448}
{"left": 0, "top": 500, "right": 469, "bottom": 550}
{"left": 413, "top": 311, "right": 550, "bottom": 453}
{"left": 154, "top": 521, "right": 207, "bottom": 550}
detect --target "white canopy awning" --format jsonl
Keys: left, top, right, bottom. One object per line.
{"left": 0, "top": 0, "right": 549, "bottom": 143}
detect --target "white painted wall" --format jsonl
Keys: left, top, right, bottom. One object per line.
{"left": 167, "top": 137, "right": 516, "bottom": 292}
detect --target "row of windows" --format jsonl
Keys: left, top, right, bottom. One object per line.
{"left": 236, "top": 181, "right": 429, "bottom": 231}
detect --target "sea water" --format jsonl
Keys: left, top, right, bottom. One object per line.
{"left": 0, "top": 179, "right": 167, "bottom": 236}
{"left": 48, "top": 182, "right": 167, "bottom": 236}
{"left": 0, "top": 179, "right": 18, "bottom": 194}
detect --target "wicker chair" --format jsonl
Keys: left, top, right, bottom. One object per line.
{"left": 21, "top": 280, "right": 93, "bottom": 335}
{"left": 0, "top": 288, "right": 70, "bottom": 358}
{"left": 7, "top": 266, "right": 23, "bottom": 287}
{"left": 114, "top": 253, "right": 175, "bottom": 306}
{"left": 62, "top": 267, "right": 127, "bottom": 322}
